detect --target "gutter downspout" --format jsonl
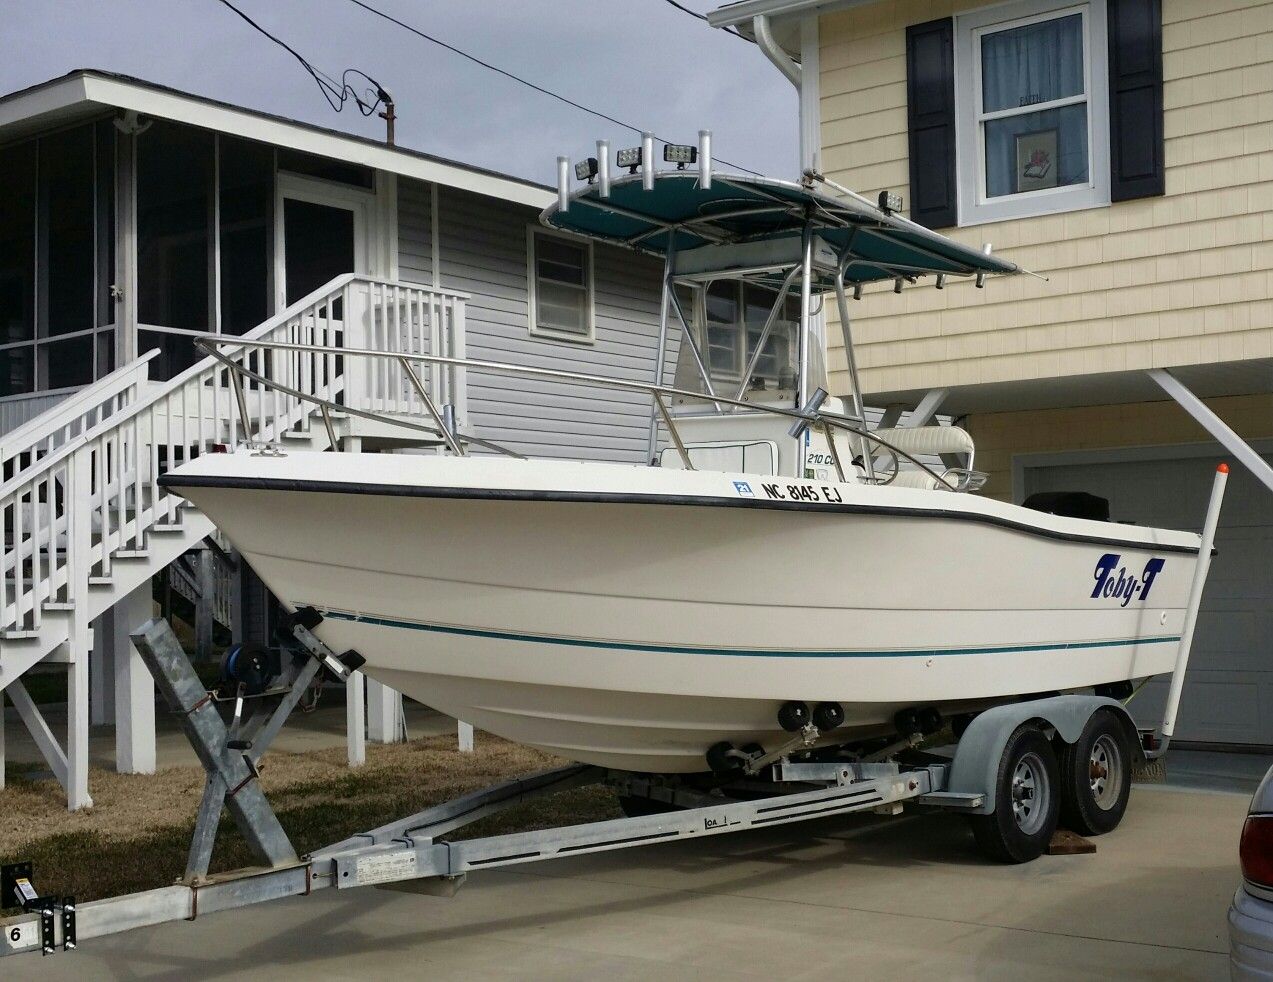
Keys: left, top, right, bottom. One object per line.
{"left": 752, "top": 14, "right": 802, "bottom": 87}
{"left": 752, "top": 13, "right": 830, "bottom": 428}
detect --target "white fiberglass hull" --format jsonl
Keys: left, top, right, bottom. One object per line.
{"left": 167, "top": 453, "right": 1201, "bottom": 773}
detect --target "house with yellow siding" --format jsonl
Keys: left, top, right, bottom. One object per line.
{"left": 709, "top": 0, "right": 1273, "bottom": 747}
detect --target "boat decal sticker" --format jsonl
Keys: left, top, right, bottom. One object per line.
{"left": 1092, "top": 554, "right": 1166, "bottom": 607}
{"left": 314, "top": 609, "right": 1182, "bottom": 660}
{"left": 732, "top": 481, "right": 755, "bottom": 497}
{"left": 164, "top": 474, "right": 1201, "bottom": 555}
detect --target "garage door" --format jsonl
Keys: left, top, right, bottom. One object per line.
{"left": 1024, "top": 451, "right": 1273, "bottom": 747}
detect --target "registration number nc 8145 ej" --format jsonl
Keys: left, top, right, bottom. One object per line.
{"left": 758, "top": 482, "right": 844, "bottom": 504}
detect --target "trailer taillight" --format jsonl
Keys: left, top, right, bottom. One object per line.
{"left": 1240, "top": 816, "right": 1273, "bottom": 886}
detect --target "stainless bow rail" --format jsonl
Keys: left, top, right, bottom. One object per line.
{"left": 192, "top": 335, "right": 965, "bottom": 491}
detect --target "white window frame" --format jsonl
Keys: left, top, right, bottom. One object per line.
{"left": 954, "top": 0, "right": 1110, "bottom": 226}
{"left": 526, "top": 226, "right": 595, "bottom": 344}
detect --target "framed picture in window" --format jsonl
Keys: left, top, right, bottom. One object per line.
{"left": 1015, "top": 128, "right": 1059, "bottom": 193}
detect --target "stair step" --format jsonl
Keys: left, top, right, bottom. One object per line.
{"left": 1, "top": 628, "right": 40, "bottom": 640}
{"left": 114, "top": 549, "right": 151, "bottom": 559}
{"left": 150, "top": 524, "right": 186, "bottom": 534}
{"left": 280, "top": 430, "right": 314, "bottom": 441}
{"left": 88, "top": 576, "right": 113, "bottom": 587}
{"left": 42, "top": 601, "right": 75, "bottom": 612}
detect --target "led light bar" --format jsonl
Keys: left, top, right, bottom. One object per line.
{"left": 616, "top": 147, "right": 642, "bottom": 172}
{"left": 663, "top": 143, "right": 698, "bottom": 168}
{"left": 574, "top": 157, "right": 598, "bottom": 182}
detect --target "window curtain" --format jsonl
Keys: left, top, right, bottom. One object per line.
{"left": 981, "top": 14, "right": 1084, "bottom": 111}
{"left": 981, "top": 14, "right": 1088, "bottom": 197}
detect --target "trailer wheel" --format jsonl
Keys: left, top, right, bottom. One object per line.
{"left": 970, "top": 725, "right": 1059, "bottom": 863}
{"left": 1058, "top": 709, "right": 1131, "bottom": 835}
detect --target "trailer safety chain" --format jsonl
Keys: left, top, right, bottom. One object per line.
{"left": 178, "top": 692, "right": 215, "bottom": 717}
{"left": 225, "top": 769, "right": 259, "bottom": 801}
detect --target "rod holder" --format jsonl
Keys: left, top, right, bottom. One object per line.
{"left": 597, "top": 139, "right": 611, "bottom": 198}
{"left": 557, "top": 156, "right": 570, "bottom": 212}
{"left": 699, "top": 129, "right": 712, "bottom": 190}
{"left": 641, "top": 132, "right": 655, "bottom": 191}
{"left": 787, "top": 387, "right": 828, "bottom": 438}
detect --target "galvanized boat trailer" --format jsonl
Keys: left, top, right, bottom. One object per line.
{"left": 0, "top": 466, "right": 1230, "bottom": 960}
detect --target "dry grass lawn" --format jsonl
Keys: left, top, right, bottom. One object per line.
{"left": 0, "top": 732, "right": 621, "bottom": 907}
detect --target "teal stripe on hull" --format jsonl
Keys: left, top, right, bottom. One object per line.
{"left": 316, "top": 608, "right": 1181, "bottom": 660}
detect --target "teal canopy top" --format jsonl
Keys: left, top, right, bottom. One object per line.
{"left": 540, "top": 172, "right": 1019, "bottom": 289}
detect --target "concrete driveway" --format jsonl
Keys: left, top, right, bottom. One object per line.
{"left": 21, "top": 783, "right": 1244, "bottom": 981}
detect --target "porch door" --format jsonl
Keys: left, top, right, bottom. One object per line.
{"left": 276, "top": 175, "right": 370, "bottom": 308}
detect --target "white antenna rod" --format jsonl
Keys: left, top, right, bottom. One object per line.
{"left": 641, "top": 132, "right": 655, "bottom": 191}
{"left": 597, "top": 140, "right": 611, "bottom": 198}
{"left": 699, "top": 129, "right": 712, "bottom": 190}
{"left": 557, "top": 156, "right": 570, "bottom": 211}
{"left": 1161, "top": 463, "right": 1229, "bottom": 740}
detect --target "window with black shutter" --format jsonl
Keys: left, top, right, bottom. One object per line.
{"left": 1107, "top": 0, "right": 1164, "bottom": 200}
{"left": 905, "top": 18, "right": 957, "bottom": 229}
{"left": 903, "top": 0, "right": 1162, "bottom": 226}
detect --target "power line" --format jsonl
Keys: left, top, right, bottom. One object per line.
{"left": 341, "top": 0, "right": 764, "bottom": 176}
{"left": 213, "top": 0, "right": 388, "bottom": 117}
{"left": 661, "top": 0, "right": 754, "bottom": 42}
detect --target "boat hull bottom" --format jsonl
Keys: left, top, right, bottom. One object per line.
{"left": 371, "top": 667, "right": 1051, "bottom": 774}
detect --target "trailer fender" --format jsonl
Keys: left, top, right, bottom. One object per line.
{"left": 946, "top": 696, "right": 1137, "bottom": 815}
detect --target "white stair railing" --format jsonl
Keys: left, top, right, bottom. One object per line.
{"left": 2, "top": 274, "right": 467, "bottom": 649}
{"left": 0, "top": 350, "right": 160, "bottom": 480}
{"left": 360, "top": 279, "right": 467, "bottom": 420}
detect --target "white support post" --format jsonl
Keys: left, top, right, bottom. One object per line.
{"left": 0, "top": 694, "right": 6, "bottom": 790}
{"left": 458, "top": 721, "right": 474, "bottom": 753}
{"left": 366, "top": 678, "right": 404, "bottom": 744}
{"left": 1149, "top": 369, "right": 1273, "bottom": 495}
{"left": 66, "top": 634, "right": 92, "bottom": 811}
{"left": 195, "top": 549, "right": 216, "bottom": 661}
{"left": 115, "top": 127, "right": 139, "bottom": 366}
{"left": 65, "top": 449, "right": 93, "bottom": 811}
{"left": 904, "top": 388, "right": 950, "bottom": 428}
{"left": 90, "top": 615, "right": 117, "bottom": 726}
{"left": 346, "top": 671, "right": 366, "bottom": 767}
{"left": 113, "top": 583, "right": 157, "bottom": 774}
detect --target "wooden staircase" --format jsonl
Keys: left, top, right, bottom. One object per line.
{"left": 0, "top": 274, "right": 468, "bottom": 809}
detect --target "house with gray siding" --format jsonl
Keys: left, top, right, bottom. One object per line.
{"left": 0, "top": 70, "right": 680, "bottom": 464}
{"left": 0, "top": 69, "right": 709, "bottom": 809}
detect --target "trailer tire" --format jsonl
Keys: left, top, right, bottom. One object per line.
{"left": 969, "top": 725, "right": 1059, "bottom": 864}
{"left": 1058, "top": 709, "right": 1131, "bottom": 836}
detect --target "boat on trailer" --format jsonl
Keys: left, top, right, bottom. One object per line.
{"left": 0, "top": 143, "right": 1236, "bottom": 958}
{"left": 164, "top": 138, "right": 1205, "bottom": 776}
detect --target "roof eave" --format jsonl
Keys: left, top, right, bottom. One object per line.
{"left": 0, "top": 70, "right": 554, "bottom": 210}
{"left": 706, "top": 0, "right": 884, "bottom": 54}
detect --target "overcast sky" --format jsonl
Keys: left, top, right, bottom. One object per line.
{"left": 3, "top": 0, "right": 797, "bottom": 186}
